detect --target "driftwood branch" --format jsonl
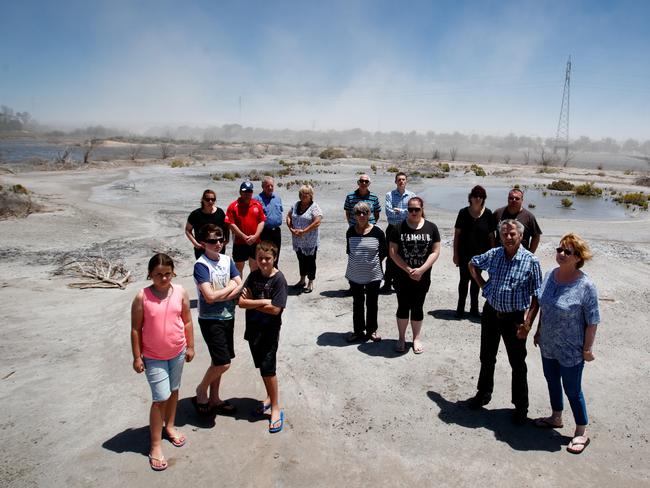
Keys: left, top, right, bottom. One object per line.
{"left": 55, "top": 254, "right": 132, "bottom": 289}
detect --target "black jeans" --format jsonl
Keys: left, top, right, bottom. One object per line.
{"left": 383, "top": 224, "right": 398, "bottom": 287}
{"left": 477, "top": 302, "right": 528, "bottom": 411}
{"left": 260, "top": 226, "right": 282, "bottom": 266}
{"left": 296, "top": 248, "right": 317, "bottom": 280}
{"left": 457, "top": 260, "right": 480, "bottom": 312}
{"left": 349, "top": 280, "right": 380, "bottom": 335}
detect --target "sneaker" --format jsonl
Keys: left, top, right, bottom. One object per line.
{"left": 466, "top": 392, "right": 491, "bottom": 410}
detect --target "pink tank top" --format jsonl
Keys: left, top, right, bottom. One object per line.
{"left": 141, "top": 284, "right": 187, "bottom": 360}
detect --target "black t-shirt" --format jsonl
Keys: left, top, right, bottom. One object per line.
{"left": 454, "top": 207, "right": 495, "bottom": 262}
{"left": 243, "top": 269, "right": 288, "bottom": 330}
{"left": 187, "top": 207, "right": 227, "bottom": 240}
{"left": 492, "top": 207, "right": 542, "bottom": 250}
{"left": 389, "top": 219, "right": 441, "bottom": 281}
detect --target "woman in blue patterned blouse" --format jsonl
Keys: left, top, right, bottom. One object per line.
{"left": 531, "top": 233, "right": 600, "bottom": 455}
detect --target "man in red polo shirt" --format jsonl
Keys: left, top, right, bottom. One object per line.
{"left": 225, "top": 181, "right": 266, "bottom": 276}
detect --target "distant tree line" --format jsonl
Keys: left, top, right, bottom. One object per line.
{"left": 0, "top": 105, "right": 32, "bottom": 131}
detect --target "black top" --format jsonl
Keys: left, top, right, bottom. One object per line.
{"left": 492, "top": 206, "right": 542, "bottom": 250}
{"left": 389, "top": 219, "right": 440, "bottom": 281}
{"left": 187, "top": 207, "right": 227, "bottom": 240}
{"left": 243, "top": 270, "right": 288, "bottom": 329}
{"left": 454, "top": 207, "right": 495, "bottom": 262}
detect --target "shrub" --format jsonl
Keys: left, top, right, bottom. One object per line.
{"left": 247, "top": 169, "right": 265, "bottom": 181}
{"left": 561, "top": 198, "right": 573, "bottom": 208}
{"left": 298, "top": 160, "right": 311, "bottom": 166}
{"left": 635, "top": 176, "right": 650, "bottom": 187}
{"left": 528, "top": 203, "right": 536, "bottom": 209}
{"left": 319, "top": 148, "right": 346, "bottom": 159}
{"left": 370, "top": 164, "right": 377, "bottom": 174}
{"left": 221, "top": 172, "right": 240, "bottom": 181}
{"left": 614, "top": 192, "right": 649, "bottom": 209}
{"left": 169, "top": 159, "right": 187, "bottom": 168}
{"left": 439, "top": 162, "right": 450, "bottom": 172}
{"left": 387, "top": 166, "right": 399, "bottom": 173}
{"left": 277, "top": 168, "right": 293, "bottom": 177}
{"left": 547, "top": 180, "right": 574, "bottom": 191}
{"left": 470, "top": 164, "right": 486, "bottom": 177}
{"left": 574, "top": 182, "right": 602, "bottom": 196}
{"left": 11, "top": 184, "right": 28, "bottom": 194}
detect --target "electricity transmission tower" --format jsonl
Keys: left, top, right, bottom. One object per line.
{"left": 554, "top": 56, "right": 571, "bottom": 158}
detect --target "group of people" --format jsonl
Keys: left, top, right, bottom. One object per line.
{"left": 131, "top": 170, "right": 600, "bottom": 471}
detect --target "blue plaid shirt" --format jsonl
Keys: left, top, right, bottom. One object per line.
{"left": 471, "top": 246, "right": 542, "bottom": 312}
{"left": 385, "top": 189, "right": 416, "bottom": 225}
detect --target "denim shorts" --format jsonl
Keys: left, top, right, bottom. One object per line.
{"left": 143, "top": 349, "right": 186, "bottom": 402}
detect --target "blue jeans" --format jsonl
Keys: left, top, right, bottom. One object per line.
{"left": 541, "top": 356, "right": 588, "bottom": 425}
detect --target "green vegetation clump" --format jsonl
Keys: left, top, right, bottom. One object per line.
{"left": 537, "top": 167, "right": 558, "bottom": 174}
{"left": 439, "top": 162, "right": 450, "bottom": 172}
{"left": 561, "top": 198, "right": 573, "bottom": 208}
{"left": 574, "top": 182, "right": 602, "bottom": 196}
{"left": 298, "top": 160, "right": 311, "bottom": 166}
{"left": 319, "top": 148, "right": 346, "bottom": 159}
{"left": 547, "top": 180, "right": 574, "bottom": 191}
{"left": 169, "top": 159, "right": 187, "bottom": 168}
{"left": 246, "top": 169, "right": 265, "bottom": 181}
{"left": 370, "top": 164, "right": 377, "bottom": 174}
{"left": 11, "top": 184, "right": 28, "bottom": 194}
{"left": 277, "top": 167, "right": 293, "bottom": 177}
{"left": 528, "top": 203, "right": 536, "bottom": 209}
{"left": 470, "top": 164, "right": 486, "bottom": 177}
{"left": 221, "top": 171, "right": 241, "bottom": 181}
{"left": 614, "top": 192, "right": 648, "bottom": 209}
{"left": 285, "top": 179, "right": 317, "bottom": 190}
{"left": 387, "top": 166, "right": 399, "bottom": 173}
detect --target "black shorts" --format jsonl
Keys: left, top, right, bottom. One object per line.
{"left": 198, "top": 318, "right": 235, "bottom": 366}
{"left": 232, "top": 243, "right": 257, "bottom": 263}
{"left": 245, "top": 324, "right": 280, "bottom": 377}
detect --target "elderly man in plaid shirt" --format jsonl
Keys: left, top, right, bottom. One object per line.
{"left": 466, "top": 219, "right": 542, "bottom": 425}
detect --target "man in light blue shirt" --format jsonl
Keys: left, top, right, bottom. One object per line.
{"left": 381, "top": 172, "right": 415, "bottom": 293}
{"left": 466, "top": 219, "right": 542, "bottom": 425}
{"left": 255, "top": 176, "right": 283, "bottom": 266}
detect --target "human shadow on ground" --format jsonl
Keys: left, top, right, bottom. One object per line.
{"left": 319, "top": 289, "right": 351, "bottom": 298}
{"left": 103, "top": 395, "right": 269, "bottom": 454}
{"left": 287, "top": 285, "right": 304, "bottom": 296}
{"left": 358, "top": 339, "right": 410, "bottom": 358}
{"left": 428, "top": 309, "right": 481, "bottom": 324}
{"left": 316, "top": 332, "right": 356, "bottom": 347}
{"left": 426, "top": 391, "right": 571, "bottom": 452}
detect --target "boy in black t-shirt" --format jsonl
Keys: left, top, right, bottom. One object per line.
{"left": 238, "top": 241, "right": 288, "bottom": 433}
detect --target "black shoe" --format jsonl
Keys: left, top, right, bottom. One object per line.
{"left": 469, "top": 308, "right": 481, "bottom": 318}
{"left": 455, "top": 309, "right": 464, "bottom": 319}
{"left": 466, "top": 392, "right": 491, "bottom": 410}
{"left": 512, "top": 409, "right": 528, "bottom": 425}
{"left": 346, "top": 333, "right": 367, "bottom": 343}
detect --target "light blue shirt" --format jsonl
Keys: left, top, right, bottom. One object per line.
{"left": 538, "top": 269, "right": 600, "bottom": 367}
{"left": 471, "top": 246, "right": 542, "bottom": 312}
{"left": 255, "top": 192, "right": 284, "bottom": 229}
{"left": 385, "top": 188, "right": 416, "bottom": 226}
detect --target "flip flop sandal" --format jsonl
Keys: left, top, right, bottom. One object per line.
{"left": 567, "top": 437, "right": 590, "bottom": 454}
{"left": 149, "top": 454, "right": 168, "bottom": 471}
{"left": 269, "top": 410, "right": 284, "bottom": 433}
{"left": 164, "top": 431, "right": 186, "bottom": 447}
{"left": 212, "top": 400, "right": 237, "bottom": 416}
{"left": 191, "top": 396, "right": 212, "bottom": 415}
{"left": 533, "top": 417, "right": 564, "bottom": 429}
{"left": 368, "top": 332, "right": 382, "bottom": 342}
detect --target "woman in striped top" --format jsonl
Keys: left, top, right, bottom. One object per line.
{"left": 345, "top": 202, "right": 387, "bottom": 342}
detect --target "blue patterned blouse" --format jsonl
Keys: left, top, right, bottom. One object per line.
{"left": 538, "top": 269, "right": 600, "bottom": 367}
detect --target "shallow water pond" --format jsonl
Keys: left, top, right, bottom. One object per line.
{"left": 419, "top": 185, "right": 645, "bottom": 220}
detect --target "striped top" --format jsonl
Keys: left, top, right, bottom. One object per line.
{"left": 470, "top": 245, "right": 542, "bottom": 312}
{"left": 345, "top": 225, "right": 387, "bottom": 284}
{"left": 344, "top": 190, "right": 381, "bottom": 226}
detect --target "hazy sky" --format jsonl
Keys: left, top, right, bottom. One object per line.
{"left": 1, "top": 0, "right": 648, "bottom": 139}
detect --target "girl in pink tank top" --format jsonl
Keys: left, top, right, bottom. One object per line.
{"left": 130, "top": 253, "right": 195, "bottom": 472}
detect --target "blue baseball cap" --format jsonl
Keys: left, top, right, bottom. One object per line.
{"left": 240, "top": 181, "right": 254, "bottom": 192}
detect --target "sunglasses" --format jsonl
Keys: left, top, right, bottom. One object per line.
{"left": 407, "top": 207, "right": 422, "bottom": 213}
{"left": 556, "top": 247, "right": 576, "bottom": 256}
{"left": 205, "top": 238, "right": 224, "bottom": 244}
{"left": 358, "top": 180, "right": 370, "bottom": 184}
{"left": 203, "top": 198, "right": 216, "bottom": 202}
{"left": 355, "top": 210, "right": 369, "bottom": 216}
